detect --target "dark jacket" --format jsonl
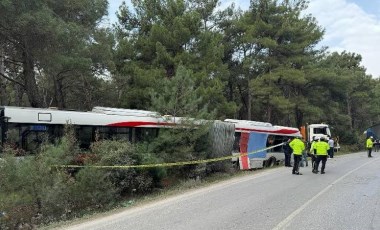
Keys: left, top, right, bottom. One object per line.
{"left": 283, "top": 142, "right": 293, "bottom": 155}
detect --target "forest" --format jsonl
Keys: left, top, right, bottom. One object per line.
{"left": 1, "top": 0, "right": 379, "bottom": 146}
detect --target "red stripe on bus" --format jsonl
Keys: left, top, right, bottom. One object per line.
{"left": 240, "top": 133, "right": 250, "bottom": 170}
{"left": 236, "top": 128, "right": 298, "bottom": 135}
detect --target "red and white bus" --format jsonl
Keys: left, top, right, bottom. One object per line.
{"left": 225, "top": 119, "right": 301, "bottom": 169}
{"left": 0, "top": 106, "right": 183, "bottom": 153}
{"left": 0, "top": 106, "right": 302, "bottom": 170}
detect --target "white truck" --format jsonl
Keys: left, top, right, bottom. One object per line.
{"left": 300, "top": 123, "right": 332, "bottom": 146}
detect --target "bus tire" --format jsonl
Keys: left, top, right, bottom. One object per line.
{"left": 265, "top": 157, "right": 276, "bottom": 168}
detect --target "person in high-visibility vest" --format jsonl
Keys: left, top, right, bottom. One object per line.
{"left": 311, "top": 137, "right": 330, "bottom": 174}
{"left": 366, "top": 136, "right": 374, "bottom": 157}
{"left": 289, "top": 136, "right": 305, "bottom": 175}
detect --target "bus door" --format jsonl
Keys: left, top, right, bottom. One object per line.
{"left": 247, "top": 132, "right": 268, "bottom": 159}
{"left": 239, "top": 132, "right": 268, "bottom": 169}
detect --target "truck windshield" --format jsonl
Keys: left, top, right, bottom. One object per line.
{"left": 314, "top": 127, "right": 328, "bottom": 135}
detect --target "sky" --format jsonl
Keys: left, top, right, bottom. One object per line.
{"left": 107, "top": 0, "right": 380, "bottom": 77}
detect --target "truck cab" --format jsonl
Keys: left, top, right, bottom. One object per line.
{"left": 301, "top": 123, "right": 331, "bottom": 145}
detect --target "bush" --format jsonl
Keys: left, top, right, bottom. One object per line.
{"left": 146, "top": 124, "right": 210, "bottom": 180}
{"left": 0, "top": 132, "right": 121, "bottom": 228}
{"left": 90, "top": 140, "right": 159, "bottom": 196}
{"left": 0, "top": 122, "right": 236, "bottom": 228}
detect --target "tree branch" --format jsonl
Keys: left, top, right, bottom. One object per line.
{"left": 0, "top": 72, "right": 25, "bottom": 87}
{"left": 2, "top": 56, "right": 23, "bottom": 66}
{"left": 56, "top": 69, "right": 74, "bottom": 81}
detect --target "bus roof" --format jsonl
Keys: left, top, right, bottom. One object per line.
{"left": 1, "top": 106, "right": 169, "bottom": 127}
{"left": 224, "top": 119, "right": 301, "bottom": 136}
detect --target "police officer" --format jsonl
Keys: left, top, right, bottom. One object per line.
{"left": 289, "top": 136, "right": 305, "bottom": 175}
{"left": 311, "top": 137, "right": 330, "bottom": 174}
{"left": 283, "top": 138, "right": 293, "bottom": 167}
{"left": 366, "top": 136, "right": 374, "bottom": 157}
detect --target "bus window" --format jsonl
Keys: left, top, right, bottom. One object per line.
{"left": 6, "top": 124, "right": 21, "bottom": 149}
{"left": 23, "top": 131, "right": 48, "bottom": 154}
{"left": 76, "top": 126, "right": 94, "bottom": 149}
{"left": 47, "top": 125, "right": 64, "bottom": 143}
{"left": 4, "top": 124, "right": 48, "bottom": 154}
{"left": 134, "top": 128, "right": 158, "bottom": 142}
{"left": 111, "top": 127, "right": 131, "bottom": 141}
{"left": 233, "top": 132, "right": 241, "bottom": 153}
{"left": 96, "top": 127, "right": 111, "bottom": 140}
{"left": 266, "top": 135, "right": 286, "bottom": 152}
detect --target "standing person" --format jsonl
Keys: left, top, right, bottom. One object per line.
{"left": 312, "top": 137, "right": 330, "bottom": 174}
{"left": 283, "top": 138, "right": 293, "bottom": 167}
{"left": 374, "top": 139, "right": 378, "bottom": 152}
{"left": 366, "top": 136, "right": 374, "bottom": 157}
{"left": 373, "top": 139, "right": 380, "bottom": 152}
{"left": 289, "top": 137, "right": 305, "bottom": 175}
{"left": 308, "top": 137, "right": 318, "bottom": 170}
{"left": 299, "top": 146, "right": 308, "bottom": 167}
{"left": 328, "top": 136, "right": 335, "bottom": 158}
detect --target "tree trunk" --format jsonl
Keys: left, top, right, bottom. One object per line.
{"left": 266, "top": 103, "right": 272, "bottom": 122}
{"left": 0, "top": 48, "right": 6, "bottom": 105}
{"left": 247, "top": 78, "right": 252, "bottom": 120}
{"left": 295, "top": 106, "right": 303, "bottom": 130}
{"left": 53, "top": 75, "right": 65, "bottom": 108}
{"left": 22, "top": 49, "right": 42, "bottom": 107}
{"left": 346, "top": 93, "right": 353, "bottom": 130}
{"left": 15, "top": 84, "right": 24, "bottom": 106}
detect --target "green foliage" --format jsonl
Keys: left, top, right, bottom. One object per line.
{"left": 90, "top": 140, "right": 159, "bottom": 195}
{"left": 0, "top": 133, "right": 117, "bottom": 228}
{"left": 0, "top": 0, "right": 113, "bottom": 109}
{"left": 114, "top": 0, "right": 236, "bottom": 117}
{"left": 0, "top": 0, "right": 379, "bottom": 164}
{"left": 1, "top": 0, "right": 380, "bottom": 147}
{"left": 0, "top": 124, "right": 224, "bottom": 228}
{"left": 66, "top": 168, "right": 117, "bottom": 211}
{"left": 150, "top": 65, "right": 208, "bottom": 118}
{"left": 146, "top": 121, "right": 211, "bottom": 179}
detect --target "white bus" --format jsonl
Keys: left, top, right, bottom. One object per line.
{"left": 224, "top": 119, "right": 302, "bottom": 169}
{"left": 0, "top": 106, "right": 181, "bottom": 154}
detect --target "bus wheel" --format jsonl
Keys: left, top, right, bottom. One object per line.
{"left": 266, "top": 157, "right": 276, "bottom": 168}
{"left": 232, "top": 159, "right": 240, "bottom": 171}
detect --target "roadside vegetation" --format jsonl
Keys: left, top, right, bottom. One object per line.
{"left": 0, "top": 125, "right": 363, "bottom": 229}
{"left": 0, "top": 124, "right": 236, "bottom": 229}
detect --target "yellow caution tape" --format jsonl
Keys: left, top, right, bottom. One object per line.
{"left": 53, "top": 143, "right": 284, "bottom": 169}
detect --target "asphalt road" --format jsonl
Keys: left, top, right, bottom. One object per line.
{"left": 61, "top": 151, "right": 380, "bottom": 230}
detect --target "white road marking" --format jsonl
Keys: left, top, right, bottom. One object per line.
{"left": 272, "top": 157, "right": 380, "bottom": 230}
